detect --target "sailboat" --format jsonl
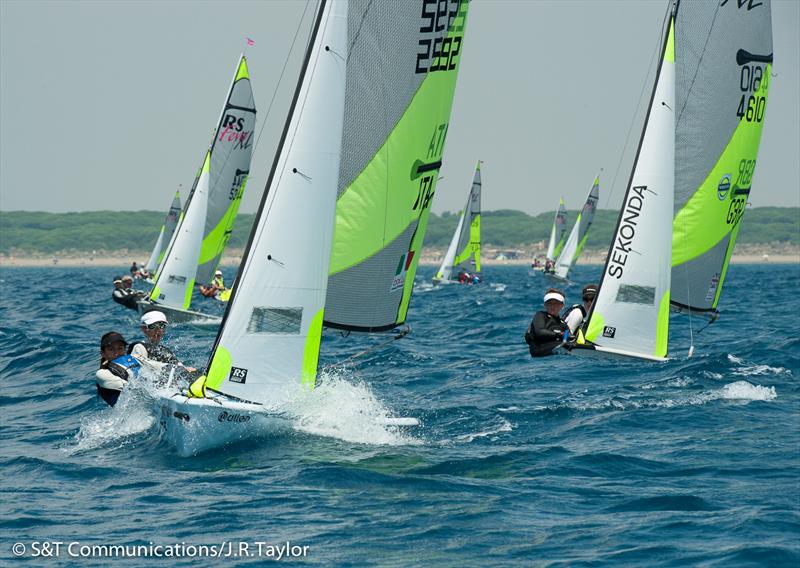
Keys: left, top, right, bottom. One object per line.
{"left": 138, "top": 54, "right": 256, "bottom": 323}
{"left": 432, "top": 160, "right": 482, "bottom": 284}
{"left": 142, "top": 190, "right": 182, "bottom": 279}
{"left": 571, "top": 0, "right": 772, "bottom": 361}
{"left": 157, "top": 0, "right": 471, "bottom": 456}
{"left": 549, "top": 175, "right": 599, "bottom": 280}
{"left": 532, "top": 197, "right": 567, "bottom": 272}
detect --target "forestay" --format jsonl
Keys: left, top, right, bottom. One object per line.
{"left": 670, "top": 0, "right": 772, "bottom": 314}
{"left": 324, "top": 0, "right": 471, "bottom": 331}
{"left": 553, "top": 175, "right": 599, "bottom": 279}
{"left": 434, "top": 160, "right": 482, "bottom": 281}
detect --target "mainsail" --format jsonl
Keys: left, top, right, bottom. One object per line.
{"left": 190, "top": 0, "right": 470, "bottom": 403}
{"left": 553, "top": 175, "right": 599, "bottom": 279}
{"left": 670, "top": 0, "right": 773, "bottom": 315}
{"left": 144, "top": 190, "right": 182, "bottom": 274}
{"left": 433, "top": 160, "right": 482, "bottom": 282}
{"left": 148, "top": 55, "right": 256, "bottom": 311}
{"left": 580, "top": 11, "right": 676, "bottom": 361}
{"left": 545, "top": 197, "right": 568, "bottom": 262}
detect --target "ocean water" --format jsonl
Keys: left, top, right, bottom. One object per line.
{"left": 1, "top": 264, "right": 798, "bottom": 566}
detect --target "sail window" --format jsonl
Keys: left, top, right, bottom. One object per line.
{"left": 247, "top": 307, "right": 303, "bottom": 334}
{"left": 167, "top": 275, "right": 187, "bottom": 284}
{"left": 615, "top": 285, "right": 655, "bottom": 305}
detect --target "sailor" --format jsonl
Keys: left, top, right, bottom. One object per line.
{"left": 130, "top": 261, "right": 140, "bottom": 277}
{"left": 96, "top": 332, "right": 140, "bottom": 407}
{"left": 199, "top": 269, "right": 225, "bottom": 298}
{"left": 111, "top": 276, "right": 141, "bottom": 311}
{"left": 544, "top": 259, "right": 555, "bottom": 274}
{"left": 564, "top": 283, "right": 598, "bottom": 335}
{"left": 128, "top": 311, "right": 197, "bottom": 379}
{"left": 525, "top": 288, "right": 570, "bottom": 357}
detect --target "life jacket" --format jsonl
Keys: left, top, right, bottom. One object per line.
{"left": 562, "top": 303, "right": 586, "bottom": 320}
{"left": 108, "top": 355, "right": 141, "bottom": 381}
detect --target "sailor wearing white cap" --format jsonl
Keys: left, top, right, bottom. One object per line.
{"left": 524, "top": 288, "right": 570, "bottom": 357}
{"left": 200, "top": 269, "right": 226, "bottom": 298}
{"left": 128, "top": 311, "right": 197, "bottom": 378}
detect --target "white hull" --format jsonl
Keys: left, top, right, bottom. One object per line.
{"left": 136, "top": 300, "right": 221, "bottom": 325}
{"left": 567, "top": 343, "right": 668, "bottom": 362}
{"left": 158, "top": 394, "right": 291, "bottom": 457}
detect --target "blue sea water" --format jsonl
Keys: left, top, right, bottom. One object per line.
{"left": 1, "top": 264, "right": 798, "bottom": 566}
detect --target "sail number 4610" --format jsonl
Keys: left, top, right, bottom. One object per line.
{"left": 736, "top": 65, "right": 767, "bottom": 123}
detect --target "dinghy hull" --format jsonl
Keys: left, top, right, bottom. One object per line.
{"left": 158, "top": 394, "right": 291, "bottom": 457}
{"left": 136, "top": 300, "right": 221, "bottom": 325}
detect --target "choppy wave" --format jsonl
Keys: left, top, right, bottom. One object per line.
{"left": 1, "top": 264, "right": 798, "bottom": 565}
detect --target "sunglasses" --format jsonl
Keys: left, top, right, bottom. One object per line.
{"left": 146, "top": 322, "right": 167, "bottom": 330}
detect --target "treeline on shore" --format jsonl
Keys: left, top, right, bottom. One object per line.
{"left": 1, "top": 207, "right": 798, "bottom": 254}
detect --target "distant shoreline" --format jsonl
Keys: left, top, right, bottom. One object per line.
{"left": 1, "top": 246, "right": 798, "bottom": 268}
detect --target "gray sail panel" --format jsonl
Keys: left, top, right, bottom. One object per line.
{"left": 336, "top": 1, "right": 427, "bottom": 196}
{"left": 324, "top": 223, "right": 418, "bottom": 330}
{"left": 671, "top": 235, "right": 731, "bottom": 310}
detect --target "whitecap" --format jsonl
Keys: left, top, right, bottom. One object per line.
{"left": 281, "top": 371, "right": 420, "bottom": 446}
{"left": 720, "top": 380, "right": 777, "bottom": 401}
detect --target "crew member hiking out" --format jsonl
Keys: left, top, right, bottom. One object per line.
{"left": 525, "top": 288, "right": 569, "bottom": 357}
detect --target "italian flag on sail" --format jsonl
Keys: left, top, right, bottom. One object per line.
{"left": 391, "top": 251, "right": 415, "bottom": 291}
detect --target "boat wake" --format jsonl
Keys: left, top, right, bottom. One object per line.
{"left": 66, "top": 390, "right": 156, "bottom": 455}
{"left": 281, "top": 371, "right": 421, "bottom": 446}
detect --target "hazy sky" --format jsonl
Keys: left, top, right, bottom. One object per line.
{"left": 1, "top": 0, "right": 798, "bottom": 216}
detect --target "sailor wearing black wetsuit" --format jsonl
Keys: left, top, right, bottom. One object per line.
{"left": 525, "top": 290, "right": 569, "bottom": 357}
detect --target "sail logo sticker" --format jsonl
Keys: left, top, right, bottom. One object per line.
{"left": 229, "top": 367, "right": 248, "bottom": 384}
{"left": 391, "top": 251, "right": 415, "bottom": 291}
{"left": 717, "top": 175, "right": 732, "bottom": 200}
{"left": 607, "top": 186, "right": 647, "bottom": 279}
{"left": 218, "top": 411, "right": 251, "bottom": 423}
{"left": 603, "top": 326, "right": 617, "bottom": 338}
{"left": 705, "top": 273, "right": 721, "bottom": 302}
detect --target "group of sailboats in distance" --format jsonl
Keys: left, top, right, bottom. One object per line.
{"left": 531, "top": 174, "right": 599, "bottom": 282}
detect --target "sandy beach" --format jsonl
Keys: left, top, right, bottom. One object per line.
{"left": 1, "top": 245, "right": 797, "bottom": 268}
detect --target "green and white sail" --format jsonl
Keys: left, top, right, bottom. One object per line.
{"left": 192, "top": 0, "right": 348, "bottom": 402}
{"left": 434, "top": 160, "right": 482, "bottom": 282}
{"left": 545, "top": 197, "right": 568, "bottom": 262}
{"left": 150, "top": 154, "right": 210, "bottom": 309}
{"left": 670, "top": 0, "right": 773, "bottom": 315}
{"left": 196, "top": 55, "right": 256, "bottom": 286}
{"left": 144, "top": 190, "right": 182, "bottom": 274}
{"left": 148, "top": 55, "right": 256, "bottom": 311}
{"left": 189, "top": 0, "right": 471, "bottom": 403}
{"left": 323, "top": 0, "right": 471, "bottom": 331}
{"left": 580, "top": 14, "right": 676, "bottom": 361}
{"left": 553, "top": 175, "right": 599, "bottom": 279}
